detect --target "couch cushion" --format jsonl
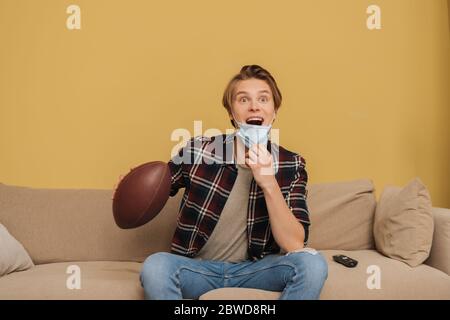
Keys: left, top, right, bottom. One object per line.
{"left": 374, "top": 178, "right": 434, "bottom": 267}
{"left": 0, "top": 183, "right": 181, "bottom": 264}
{"left": 199, "top": 250, "right": 450, "bottom": 300}
{"left": 2, "top": 251, "right": 449, "bottom": 300}
{"left": 0, "top": 261, "right": 144, "bottom": 299}
{"left": 306, "top": 179, "right": 376, "bottom": 250}
{"left": 0, "top": 223, "right": 34, "bottom": 277}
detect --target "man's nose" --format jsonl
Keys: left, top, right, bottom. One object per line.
{"left": 249, "top": 100, "right": 261, "bottom": 111}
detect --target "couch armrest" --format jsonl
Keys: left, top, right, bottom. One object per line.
{"left": 424, "top": 207, "right": 450, "bottom": 275}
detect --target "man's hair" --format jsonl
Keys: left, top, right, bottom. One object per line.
{"left": 222, "top": 65, "right": 282, "bottom": 127}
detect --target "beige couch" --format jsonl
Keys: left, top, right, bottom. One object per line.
{"left": 0, "top": 179, "right": 449, "bottom": 300}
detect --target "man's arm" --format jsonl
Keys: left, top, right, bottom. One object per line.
{"left": 263, "top": 183, "right": 306, "bottom": 252}
{"left": 247, "top": 145, "right": 309, "bottom": 253}
{"left": 167, "top": 139, "right": 193, "bottom": 196}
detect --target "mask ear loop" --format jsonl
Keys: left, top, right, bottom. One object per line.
{"left": 229, "top": 111, "right": 247, "bottom": 165}
{"left": 229, "top": 111, "right": 241, "bottom": 129}
{"left": 270, "top": 112, "right": 277, "bottom": 126}
{"left": 266, "top": 112, "right": 277, "bottom": 151}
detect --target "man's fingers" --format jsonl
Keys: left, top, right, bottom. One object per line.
{"left": 112, "top": 173, "right": 127, "bottom": 200}
{"left": 114, "top": 174, "right": 125, "bottom": 190}
{"left": 248, "top": 145, "right": 271, "bottom": 161}
{"left": 257, "top": 144, "right": 269, "bottom": 156}
{"left": 250, "top": 144, "right": 259, "bottom": 155}
{"left": 248, "top": 150, "right": 259, "bottom": 165}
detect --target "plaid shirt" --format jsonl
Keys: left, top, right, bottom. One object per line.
{"left": 167, "top": 133, "right": 310, "bottom": 261}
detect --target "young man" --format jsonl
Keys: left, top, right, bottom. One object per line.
{"left": 140, "top": 65, "right": 328, "bottom": 300}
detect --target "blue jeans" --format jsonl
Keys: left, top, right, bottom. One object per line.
{"left": 139, "top": 249, "right": 328, "bottom": 300}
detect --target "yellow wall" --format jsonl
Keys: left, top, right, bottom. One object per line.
{"left": 1, "top": 0, "right": 449, "bottom": 207}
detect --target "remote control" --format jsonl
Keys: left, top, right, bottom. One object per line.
{"left": 333, "top": 255, "right": 358, "bottom": 268}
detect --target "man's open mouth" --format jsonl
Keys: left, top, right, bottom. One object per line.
{"left": 246, "top": 117, "right": 264, "bottom": 126}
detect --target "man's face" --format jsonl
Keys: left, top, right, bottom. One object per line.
{"left": 229, "top": 78, "right": 276, "bottom": 127}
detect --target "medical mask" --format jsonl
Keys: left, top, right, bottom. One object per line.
{"left": 233, "top": 115, "right": 274, "bottom": 148}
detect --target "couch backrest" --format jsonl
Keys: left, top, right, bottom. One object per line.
{"left": 0, "top": 183, "right": 181, "bottom": 264}
{"left": 0, "top": 179, "right": 377, "bottom": 264}
{"left": 307, "top": 179, "right": 376, "bottom": 250}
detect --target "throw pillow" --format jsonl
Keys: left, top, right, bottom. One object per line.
{"left": 374, "top": 177, "right": 434, "bottom": 267}
{"left": 0, "top": 223, "right": 34, "bottom": 277}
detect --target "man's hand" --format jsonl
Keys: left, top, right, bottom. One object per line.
{"left": 245, "top": 144, "right": 277, "bottom": 191}
{"left": 112, "top": 167, "right": 134, "bottom": 200}
{"left": 112, "top": 174, "right": 124, "bottom": 200}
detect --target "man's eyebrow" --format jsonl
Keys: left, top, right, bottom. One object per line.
{"left": 235, "top": 90, "right": 271, "bottom": 96}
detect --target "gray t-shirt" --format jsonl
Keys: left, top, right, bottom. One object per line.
{"left": 195, "top": 164, "right": 253, "bottom": 263}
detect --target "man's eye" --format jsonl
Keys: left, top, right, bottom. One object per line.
{"left": 260, "top": 96, "right": 268, "bottom": 102}
{"left": 240, "top": 97, "right": 248, "bottom": 102}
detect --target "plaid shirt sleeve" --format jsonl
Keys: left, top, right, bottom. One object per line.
{"left": 286, "top": 154, "right": 311, "bottom": 246}
{"left": 167, "top": 139, "right": 194, "bottom": 197}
